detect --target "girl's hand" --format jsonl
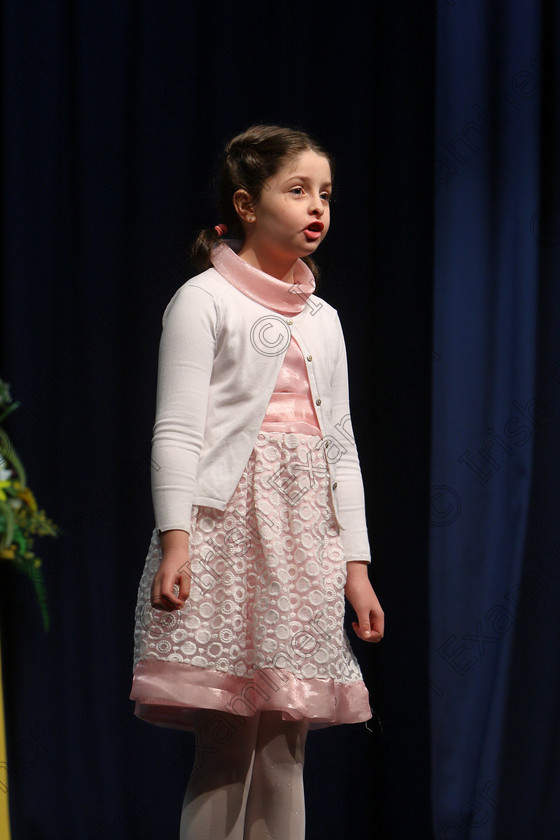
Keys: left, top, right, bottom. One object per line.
{"left": 151, "top": 530, "right": 191, "bottom": 611}
{"left": 344, "top": 561, "right": 384, "bottom": 643}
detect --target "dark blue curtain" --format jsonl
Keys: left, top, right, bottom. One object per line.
{"left": 1, "top": 1, "right": 558, "bottom": 839}
{"left": 430, "top": 2, "right": 560, "bottom": 839}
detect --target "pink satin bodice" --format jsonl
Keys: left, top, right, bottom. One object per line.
{"left": 260, "top": 337, "right": 321, "bottom": 435}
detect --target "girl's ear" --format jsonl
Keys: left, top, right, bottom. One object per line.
{"left": 233, "top": 189, "right": 255, "bottom": 223}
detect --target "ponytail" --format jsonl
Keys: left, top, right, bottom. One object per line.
{"left": 190, "top": 227, "right": 224, "bottom": 273}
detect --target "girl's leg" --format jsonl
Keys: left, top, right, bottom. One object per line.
{"left": 180, "top": 709, "right": 261, "bottom": 840}
{"left": 243, "top": 710, "right": 308, "bottom": 840}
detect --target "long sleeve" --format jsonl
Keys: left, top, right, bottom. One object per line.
{"left": 327, "top": 316, "right": 371, "bottom": 563}
{"left": 150, "top": 283, "right": 219, "bottom": 534}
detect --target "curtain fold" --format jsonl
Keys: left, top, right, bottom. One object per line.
{"left": 430, "top": 1, "right": 560, "bottom": 837}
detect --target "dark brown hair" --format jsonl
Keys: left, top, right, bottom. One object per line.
{"left": 191, "top": 124, "right": 334, "bottom": 282}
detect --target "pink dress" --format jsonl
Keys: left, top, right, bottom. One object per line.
{"left": 130, "top": 250, "right": 372, "bottom": 730}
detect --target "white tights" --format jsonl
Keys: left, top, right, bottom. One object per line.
{"left": 179, "top": 709, "right": 308, "bottom": 840}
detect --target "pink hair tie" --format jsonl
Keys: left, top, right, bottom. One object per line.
{"left": 214, "top": 223, "right": 228, "bottom": 237}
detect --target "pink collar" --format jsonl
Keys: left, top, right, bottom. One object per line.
{"left": 210, "top": 241, "right": 316, "bottom": 316}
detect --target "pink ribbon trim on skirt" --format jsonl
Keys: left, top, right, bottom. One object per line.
{"left": 130, "top": 659, "right": 372, "bottom": 731}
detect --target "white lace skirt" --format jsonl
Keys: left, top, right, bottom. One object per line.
{"left": 129, "top": 431, "right": 372, "bottom": 731}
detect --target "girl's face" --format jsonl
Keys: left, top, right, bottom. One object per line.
{"left": 243, "top": 150, "right": 332, "bottom": 266}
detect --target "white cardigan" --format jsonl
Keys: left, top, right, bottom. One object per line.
{"left": 151, "top": 245, "right": 372, "bottom": 563}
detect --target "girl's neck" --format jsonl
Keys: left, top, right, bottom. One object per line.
{"left": 235, "top": 245, "right": 298, "bottom": 285}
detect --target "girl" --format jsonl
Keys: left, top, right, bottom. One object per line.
{"left": 130, "top": 124, "right": 384, "bottom": 840}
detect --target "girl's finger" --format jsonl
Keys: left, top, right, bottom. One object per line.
{"left": 352, "top": 620, "right": 369, "bottom": 640}
{"left": 352, "top": 620, "right": 383, "bottom": 643}
{"left": 178, "top": 575, "right": 191, "bottom": 601}
{"left": 161, "top": 590, "right": 184, "bottom": 608}
{"left": 151, "top": 580, "right": 184, "bottom": 610}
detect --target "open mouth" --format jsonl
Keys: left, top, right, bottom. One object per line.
{"left": 304, "top": 221, "right": 324, "bottom": 240}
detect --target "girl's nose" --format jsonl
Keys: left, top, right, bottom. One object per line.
{"left": 309, "top": 195, "right": 324, "bottom": 215}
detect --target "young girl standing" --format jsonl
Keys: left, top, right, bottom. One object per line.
{"left": 130, "top": 124, "right": 384, "bottom": 840}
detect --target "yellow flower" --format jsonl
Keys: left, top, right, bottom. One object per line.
{"left": 0, "top": 480, "right": 11, "bottom": 502}
{"left": 17, "top": 486, "right": 37, "bottom": 511}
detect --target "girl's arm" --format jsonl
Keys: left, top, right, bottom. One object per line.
{"left": 328, "top": 313, "right": 371, "bottom": 562}
{"left": 150, "top": 283, "right": 218, "bottom": 610}
{"left": 329, "top": 314, "right": 384, "bottom": 642}
{"left": 151, "top": 283, "right": 218, "bottom": 535}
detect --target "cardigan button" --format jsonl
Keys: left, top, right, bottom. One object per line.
{"left": 332, "top": 482, "right": 338, "bottom": 490}
{"left": 315, "top": 398, "right": 321, "bottom": 406}
{"left": 286, "top": 319, "right": 294, "bottom": 325}
{"left": 307, "top": 355, "right": 313, "bottom": 361}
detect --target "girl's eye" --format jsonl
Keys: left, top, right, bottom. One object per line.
{"left": 290, "top": 187, "right": 304, "bottom": 195}
{"left": 321, "top": 192, "right": 331, "bottom": 202}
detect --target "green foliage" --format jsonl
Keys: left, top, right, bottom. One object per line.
{"left": 0, "top": 378, "right": 60, "bottom": 631}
